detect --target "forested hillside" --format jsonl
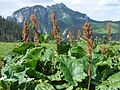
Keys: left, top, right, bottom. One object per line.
{"left": 0, "top": 16, "right": 22, "bottom": 42}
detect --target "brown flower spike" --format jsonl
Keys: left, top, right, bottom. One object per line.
{"left": 68, "top": 31, "right": 73, "bottom": 47}
{"left": 50, "top": 12, "right": 59, "bottom": 39}
{"left": 50, "top": 12, "right": 61, "bottom": 45}
{"left": 56, "top": 33, "right": 61, "bottom": 45}
{"left": 23, "top": 20, "right": 29, "bottom": 43}
{"left": 108, "top": 21, "right": 112, "bottom": 41}
{"left": 83, "top": 22, "right": 94, "bottom": 90}
{"left": 30, "top": 14, "right": 38, "bottom": 47}
{"left": 77, "top": 30, "right": 81, "bottom": 42}
{"left": 83, "top": 22, "right": 94, "bottom": 57}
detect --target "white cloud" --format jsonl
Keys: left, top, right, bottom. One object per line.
{"left": 99, "top": 0, "right": 120, "bottom": 6}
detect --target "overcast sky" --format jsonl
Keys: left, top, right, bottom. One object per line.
{"left": 0, "top": 0, "right": 120, "bottom": 21}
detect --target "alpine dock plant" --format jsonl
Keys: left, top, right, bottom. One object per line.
{"left": 68, "top": 31, "right": 73, "bottom": 47}
{"left": 108, "top": 21, "right": 112, "bottom": 42}
{"left": 23, "top": 20, "right": 29, "bottom": 43}
{"left": 56, "top": 33, "right": 61, "bottom": 45}
{"left": 30, "top": 13, "right": 38, "bottom": 47}
{"left": 50, "top": 12, "right": 59, "bottom": 40}
{"left": 77, "top": 30, "right": 81, "bottom": 42}
{"left": 83, "top": 21, "right": 94, "bottom": 90}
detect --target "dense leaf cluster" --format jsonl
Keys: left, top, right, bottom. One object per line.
{"left": 0, "top": 39, "right": 120, "bottom": 90}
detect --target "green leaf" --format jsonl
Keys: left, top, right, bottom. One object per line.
{"left": 56, "top": 83, "right": 70, "bottom": 90}
{"left": 35, "top": 81, "right": 55, "bottom": 90}
{"left": 14, "top": 68, "right": 34, "bottom": 84}
{"left": 23, "top": 47, "right": 45, "bottom": 68}
{"left": 59, "top": 55, "right": 87, "bottom": 86}
{"left": 47, "top": 71, "right": 62, "bottom": 81}
{"left": 68, "top": 46, "right": 86, "bottom": 58}
{"left": 96, "top": 72, "right": 120, "bottom": 90}
{"left": 12, "top": 43, "right": 34, "bottom": 55}
{"left": 66, "top": 85, "right": 73, "bottom": 90}
{"left": 41, "top": 49, "right": 55, "bottom": 62}
{"left": 107, "top": 72, "right": 120, "bottom": 88}
{"left": 96, "top": 84, "right": 108, "bottom": 90}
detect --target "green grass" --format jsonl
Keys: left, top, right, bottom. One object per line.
{"left": 41, "top": 43, "right": 57, "bottom": 50}
{"left": 0, "top": 42, "right": 18, "bottom": 60}
{"left": 92, "top": 22, "right": 119, "bottom": 34}
{"left": 0, "top": 42, "right": 57, "bottom": 60}
{"left": 0, "top": 41, "right": 119, "bottom": 60}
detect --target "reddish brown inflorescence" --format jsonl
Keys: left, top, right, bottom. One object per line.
{"left": 30, "top": 14, "right": 38, "bottom": 47}
{"left": 77, "top": 30, "right": 81, "bottom": 42}
{"left": 100, "top": 46, "right": 109, "bottom": 55}
{"left": 83, "top": 22, "right": 94, "bottom": 57}
{"left": 68, "top": 31, "right": 73, "bottom": 47}
{"left": 83, "top": 21, "right": 94, "bottom": 90}
{"left": 23, "top": 20, "right": 29, "bottom": 43}
{"left": 50, "top": 12, "right": 58, "bottom": 39}
{"left": 108, "top": 21, "right": 112, "bottom": 41}
{"left": 50, "top": 12, "right": 61, "bottom": 45}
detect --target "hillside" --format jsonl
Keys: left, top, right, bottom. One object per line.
{"left": 0, "top": 16, "right": 22, "bottom": 42}
{"left": 0, "top": 3, "right": 119, "bottom": 41}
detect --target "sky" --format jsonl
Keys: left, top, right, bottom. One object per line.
{"left": 0, "top": 0, "right": 120, "bottom": 21}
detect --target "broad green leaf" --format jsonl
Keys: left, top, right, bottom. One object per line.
{"left": 107, "top": 71, "right": 120, "bottom": 88}
{"left": 56, "top": 83, "right": 70, "bottom": 90}
{"left": 77, "top": 38, "right": 86, "bottom": 49}
{"left": 47, "top": 71, "right": 62, "bottom": 81}
{"left": 23, "top": 47, "right": 44, "bottom": 68}
{"left": 96, "top": 84, "right": 108, "bottom": 90}
{"left": 96, "top": 72, "right": 120, "bottom": 90}
{"left": 66, "top": 85, "right": 73, "bottom": 90}
{"left": 14, "top": 68, "right": 34, "bottom": 84}
{"left": 35, "top": 82, "right": 55, "bottom": 90}
{"left": 68, "top": 46, "right": 86, "bottom": 58}
{"left": 41, "top": 49, "right": 54, "bottom": 62}
{"left": 59, "top": 55, "right": 87, "bottom": 86}
{"left": 12, "top": 43, "right": 34, "bottom": 55}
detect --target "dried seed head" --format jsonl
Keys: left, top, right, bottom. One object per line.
{"left": 33, "top": 31, "right": 38, "bottom": 47}
{"left": 100, "top": 46, "right": 109, "bottom": 55}
{"left": 108, "top": 21, "right": 112, "bottom": 41}
{"left": 30, "top": 14, "right": 38, "bottom": 47}
{"left": 50, "top": 12, "right": 56, "bottom": 22}
{"left": 30, "top": 14, "right": 38, "bottom": 28}
{"left": 56, "top": 33, "right": 61, "bottom": 45}
{"left": 68, "top": 31, "right": 73, "bottom": 47}
{"left": 77, "top": 30, "right": 81, "bottom": 42}
{"left": 23, "top": 20, "right": 29, "bottom": 43}
{"left": 50, "top": 12, "right": 59, "bottom": 41}
{"left": 83, "top": 22, "right": 93, "bottom": 57}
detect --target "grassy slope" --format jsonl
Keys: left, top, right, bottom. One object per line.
{"left": 0, "top": 42, "right": 18, "bottom": 60}
{"left": 92, "top": 22, "right": 119, "bottom": 34}
{"left": 0, "top": 42, "right": 57, "bottom": 60}
{"left": 0, "top": 42, "right": 119, "bottom": 60}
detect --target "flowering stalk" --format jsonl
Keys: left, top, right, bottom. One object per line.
{"left": 50, "top": 12, "right": 61, "bottom": 45}
{"left": 108, "top": 21, "right": 112, "bottom": 41}
{"left": 30, "top": 14, "right": 38, "bottom": 47}
{"left": 77, "top": 30, "right": 81, "bottom": 42}
{"left": 23, "top": 20, "right": 29, "bottom": 43}
{"left": 50, "top": 12, "right": 59, "bottom": 40}
{"left": 83, "top": 22, "right": 94, "bottom": 90}
{"left": 56, "top": 33, "right": 61, "bottom": 45}
{"left": 68, "top": 31, "right": 73, "bottom": 47}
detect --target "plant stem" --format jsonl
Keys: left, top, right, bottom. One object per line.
{"left": 87, "top": 57, "right": 92, "bottom": 90}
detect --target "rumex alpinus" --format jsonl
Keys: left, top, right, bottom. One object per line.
{"left": 30, "top": 13, "right": 38, "bottom": 47}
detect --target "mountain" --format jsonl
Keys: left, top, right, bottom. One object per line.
{"left": 6, "top": 3, "right": 120, "bottom": 41}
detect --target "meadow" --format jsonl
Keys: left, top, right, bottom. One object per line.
{"left": 0, "top": 13, "right": 119, "bottom": 90}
